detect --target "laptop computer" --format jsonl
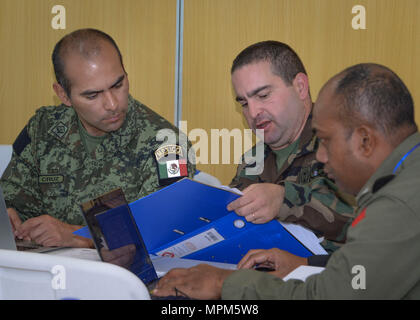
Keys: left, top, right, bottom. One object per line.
{"left": 79, "top": 188, "right": 198, "bottom": 299}
{"left": 0, "top": 186, "right": 67, "bottom": 253}
{"left": 80, "top": 189, "right": 217, "bottom": 300}
{"left": 0, "top": 187, "right": 17, "bottom": 251}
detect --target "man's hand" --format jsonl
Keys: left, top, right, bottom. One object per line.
{"left": 238, "top": 248, "right": 307, "bottom": 278}
{"left": 7, "top": 208, "right": 23, "bottom": 234}
{"left": 14, "top": 214, "right": 92, "bottom": 248}
{"left": 227, "top": 183, "right": 284, "bottom": 224}
{"left": 153, "top": 264, "right": 235, "bottom": 300}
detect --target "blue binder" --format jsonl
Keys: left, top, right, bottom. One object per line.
{"left": 128, "top": 178, "right": 313, "bottom": 264}
{"left": 75, "top": 178, "right": 314, "bottom": 264}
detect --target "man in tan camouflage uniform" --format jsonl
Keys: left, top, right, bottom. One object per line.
{"left": 154, "top": 63, "right": 420, "bottom": 300}
{"left": 1, "top": 29, "right": 194, "bottom": 248}
{"left": 227, "top": 41, "right": 354, "bottom": 251}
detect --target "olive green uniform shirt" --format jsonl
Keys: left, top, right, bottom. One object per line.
{"left": 222, "top": 132, "right": 420, "bottom": 299}
{"left": 0, "top": 96, "right": 195, "bottom": 226}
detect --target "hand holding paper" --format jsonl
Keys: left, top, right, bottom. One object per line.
{"left": 227, "top": 183, "right": 284, "bottom": 224}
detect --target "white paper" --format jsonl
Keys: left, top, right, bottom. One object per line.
{"left": 217, "top": 185, "right": 243, "bottom": 195}
{"left": 283, "top": 265, "right": 325, "bottom": 281}
{"left": 192, "top": 172, "right": 243, "bottom": 195}
{"left": 279, "top": 222, "right": 328, "bottom": 255}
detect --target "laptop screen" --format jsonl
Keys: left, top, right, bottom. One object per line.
{"left": 80, "top": 189, "right": 158, "bottom": 284}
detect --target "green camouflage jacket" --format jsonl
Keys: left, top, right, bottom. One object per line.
{"left": 229, "top": 115, "right": 355, "bottom": 248}
{"left": 222, "top": 132, "right": 420, "bottom": 299}
{"left": 0, "top": 96, "right": 194, "bottom": 226}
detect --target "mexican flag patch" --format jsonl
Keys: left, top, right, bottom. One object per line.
{"left": 154, "top": 144, "right": 188, "bottom": 185}
{"left": 158, "top": 158, "right": 188, "bottom": 179}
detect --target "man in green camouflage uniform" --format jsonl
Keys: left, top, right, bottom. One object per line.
{"left": 1, "top": 29, "right": 194, "bottom": 248}
{"left": 153, "top": 63, "right": 420, "bottom": 299}
{"left": 227, "top": 41, "right": 354, "bottom": 251}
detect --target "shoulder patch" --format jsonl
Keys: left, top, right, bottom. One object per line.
{"left": 154, "top": 144, "right": 188, "bottom": 186}
{"left": 13, "top": 126, "right": 31, "bottom": 156}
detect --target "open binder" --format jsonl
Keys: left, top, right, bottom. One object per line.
{"left": 76, "top": 178, "right": 319, "bottom": 264}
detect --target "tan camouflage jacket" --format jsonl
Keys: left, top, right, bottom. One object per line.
{"left": 0, "top": 96, "right": 194, "bottom": 226}
{"left": 229, "top": 115, "right": 355, "bottom": 248}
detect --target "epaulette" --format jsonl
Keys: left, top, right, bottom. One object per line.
{"left": 13, "top": 126, "right": 31, "bottom": 156}
{"left": 372, "top": 175, "right": 395, "bottom": 193}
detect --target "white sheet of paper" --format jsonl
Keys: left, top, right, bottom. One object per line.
{"left": 279, "top": 222, "right": 328, "bottom": 255}
{"left": 283, "top": 265, "right": 325, "bottom": 281}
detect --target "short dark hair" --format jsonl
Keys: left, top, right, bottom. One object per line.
{"left": 334, "top": 63, "right": 416, "bottom": 137}
{"left": 231, "top": 40, "right": 308, "bottom": 86}
{"left": 52, "top": 28, "right": 124, "bottom": 97}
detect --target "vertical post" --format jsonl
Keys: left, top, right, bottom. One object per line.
{"left": 174, "top": 0, "right": 184, "bottom": 127}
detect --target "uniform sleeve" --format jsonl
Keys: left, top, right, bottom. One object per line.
{"left": 222, "top": 197, "right": 420, "bottom": 299}
{"left": 0, "top": 123, "right": 44, "bottom": 221}
{"left": 231, "top": 162, "right": 355, "bottom": 242}
{"left": 307, "top": 254, "right": 331, "bottom": 267}
{"left": 279, "top": 178, "right": 355, "bottom": 242}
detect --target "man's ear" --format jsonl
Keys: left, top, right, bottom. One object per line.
{"left": 354, "top": 125, "right": 377, "bottom": 158}
{"left": 53, "top": 82, "right": 72, "bottom": 107}
{"left": 292, "top": 72, "right": 310, "bottom": 101}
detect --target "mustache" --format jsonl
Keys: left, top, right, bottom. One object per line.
{"left": 102, "top": 110, "right": 125, "bottom": 121}
{"left": 253, "top": 114, "right": 272, "bottom": 127}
